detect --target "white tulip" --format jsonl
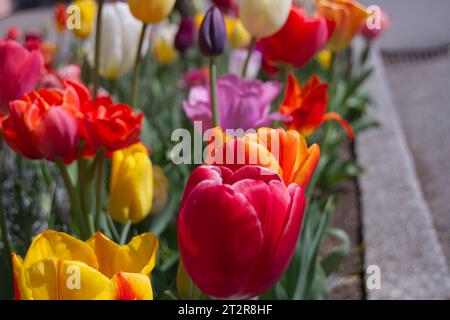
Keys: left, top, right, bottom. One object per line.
{"left": 228, "top": 49, "right": 262, "bottom": 80}
{"left": 239, "top": 0, "right": 292, "bottom": 39}
{"left": 86, "top": 2, "right": 150, "bottom": 80}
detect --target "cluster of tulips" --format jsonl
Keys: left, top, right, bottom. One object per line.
{"left": 0, "top": 0, "right": 389, "bottom": 300}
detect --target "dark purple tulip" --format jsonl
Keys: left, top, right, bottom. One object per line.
{"left": 198, "top": 6, "right": 227, "bottom": 57}
{"left": 175, "top": 17, "right": 196, "bottom": 52}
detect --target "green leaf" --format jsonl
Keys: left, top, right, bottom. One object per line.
{"left": 320, "top": 228, "right": 351, "bottom": 277}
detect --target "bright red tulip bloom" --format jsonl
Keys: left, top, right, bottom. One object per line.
{"left": 178, "top": 165, "right": 306, "bottom": 299}
{"left": 81, "top": 97, "right": 143, "bottom": 153}
{"left": 1, "top": 81, "right": 87, "bottom": 161}
{"left": 280, "top": 73, "right": 354, "bottom": 139}
{"left": 0, "top": 40, "right": 44, "bottom": 113}
{"left": 258, "top": 6, "right": 333, "bottom": 69}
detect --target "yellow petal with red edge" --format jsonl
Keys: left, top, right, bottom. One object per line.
{"left": 58, "top": 260, "right": 112, "bottom": 300}
{"left": 11, "top": 253, "right": 33, "bottom": 300}
{"left": 108, "top": 272, "right": 153, "bottom": 300}
{"left": 21, "top": 258, "right": 59, "bottom": 300}
{"left": 87, "top": 232, "right": 159, "bottom": 278}
{"left": 23, "top": 230, "right": 98, "bottom": 270}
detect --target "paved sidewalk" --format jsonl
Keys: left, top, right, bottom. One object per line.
{"left": 384, "top": 51, "right": 450, "bottom": 266}
{"left": 356, "top": 41, "right": 450, "bottom": 299}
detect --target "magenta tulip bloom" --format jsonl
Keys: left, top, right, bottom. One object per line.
{"left": 183, "top": 74, "right": 283, "bottom": 131}
{"left": 0, "top": 40, "right": 44, "bottom": 113}
{"left": 178, "top": 165, "right": 306, "bottom": 299}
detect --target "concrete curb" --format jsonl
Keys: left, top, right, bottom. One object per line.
{"left": 355, "top": 42, "right": 450, "bottom": 299}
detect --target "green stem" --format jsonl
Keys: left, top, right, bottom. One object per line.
{"left": 131, "top": 22, "right": 148, "bottom": 109}
{"left": 92, "top": 0, "right": 105, "bottom": 99}
{"left": 241, "top": 36, "right": 257, "bottom": 79}
{"left": 77, "top": 147, "right": 94, "bottom": 234}
{"left": 328, "top": 51, "right": 339, "bottom": 111}
{"left": 119, "top": 221, "right": 132, "bottom": 245}
{"left": 94, "top": 149, "right": 106, "bottom": 229}
{"left": 55, "top": 158, "right": 89, "bottom": 239}
{"left": 209, "top": 57, "right": 219, "bottom": 127}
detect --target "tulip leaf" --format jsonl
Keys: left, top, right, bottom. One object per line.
{"left": 320, "top": 228, "right": 351, "bottom": 277}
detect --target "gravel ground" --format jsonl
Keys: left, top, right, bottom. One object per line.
{"left": 383, "top": 50, "right": 450, "bottom": 267}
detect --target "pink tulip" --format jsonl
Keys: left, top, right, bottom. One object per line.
{"left": 0, "top": 40, "right": 44, "bottom": 113}
{"left": 361, "top": 7, "right": 390, "bottom": 40}
{"left": 183, "top": 74, "right": 283, "bottom": 132}
{"left": 178, "top": 165, "right": 306, "bottom": 299}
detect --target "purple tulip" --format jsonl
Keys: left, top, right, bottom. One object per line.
{"left": 175, "top": 17, "right": 196, "bottom": 52}
{"left": 198, "top": 6, "right": 227, "bottom": 57}
{"left": 183, "top": 74, "right": 285, "bottom": 132}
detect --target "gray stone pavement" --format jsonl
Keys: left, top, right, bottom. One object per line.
{"left": 360, "top": 0, "right": 450, "bottom": 51}
{"left": 384, "top": 51, "right": 450, "bottom": 267}
{"left": 356, "top": 40, "right": 450, "bottom": 299}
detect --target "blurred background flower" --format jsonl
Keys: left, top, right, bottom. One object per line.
{"left": 85, "top": 2, "right": 150, "bottom": 79}
{"left": 183, "top": 75, "right": 282, "bottom": 131}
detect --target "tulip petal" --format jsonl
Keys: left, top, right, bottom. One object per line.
{"left": 58, "top": 260, "right": 112, "bottom": 300}
{"left": 294, "top": 143, "right": 321, "bottom": 188}
{"left": 322, "top": 111, "right": 355, "bottom": 140}
{"left": 109, "top": 272, "right": 153, "bottom": 300}
{"left": 23, "top": 230, "right": 98, "bottom": 270}
{"left": 87, "top": 232, "right": 159, "bottom": 278}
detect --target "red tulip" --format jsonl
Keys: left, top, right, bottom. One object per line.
{"left": 280, "top": 73, "right": 354, "bottom": 139}
{"left": 6, "top": 26, "right": 21, "bottom": 41}
{"left": 1, "top": 81, "right": 87, "bottom": 161}
{"left": 178, "top": 165, "right": 306, "bottom": 299}
{"left": 258, "top": 6, "right": 333, "bottom": 70}
{"left": 80, "top": 97, "right": 143, "bottom": 153}
{"left": 212, "top": 0, "right": 237, "bottom": 14}
{"left": 0, "top": 40, "right": 44, "bottom": 113}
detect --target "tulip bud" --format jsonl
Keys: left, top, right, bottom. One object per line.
{"left": 361, "top": 7, "right": 390, "bottom": 41}
{"left": 71, "top": 0, "right": 97, "bottom": 39}
{"left": 151, "top": 165, "right": 169, "bottom": 213}
{"left": 239, "top": 0, "right": 292, "bottom": 38}
{"left": 198, "top": 6, "right": 227, "bottom": 57}
{"left": 108, "top": 143, "right": 154, "bottom": 224}
{"left": 128, "top": 0, "right": 176, "bottom": 24}
{"left": 86, "top": 2, "right": 150, "bottom": 79}
{"left": 175, "top": 17, "right": 196, "bottom": 52}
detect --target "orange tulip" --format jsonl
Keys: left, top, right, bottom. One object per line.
{"left": 280, "top": 73, "right": 354, "bottom": 139}
{"left": 316, "top": 0, "right": 369, "bottom": 51}
{"left": 205, "top": 127, "right": 320, "bottom": 188}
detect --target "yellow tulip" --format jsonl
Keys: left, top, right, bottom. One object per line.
{"left": 316, "top": 0, "right": 370, "bottom": 51}
{"left": 108, "top": 143, "right": 154, "bottom": 224}
{"left": 151, "top": 165, "right": 169, "bottom": 214}
{"left": 317, "top": 49, "right": 332, "bottom": 69}
{"left": 226, "top": 18, "right": 251, "bottom": 49}
{"left": 71, "top": 0, "right": 97, "bottom": 39}
{"left": 11, "top": 230, "right": 158, "bottom": 300}
{"left": 128, "top": 0, "right": 176, "bottom": 24}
